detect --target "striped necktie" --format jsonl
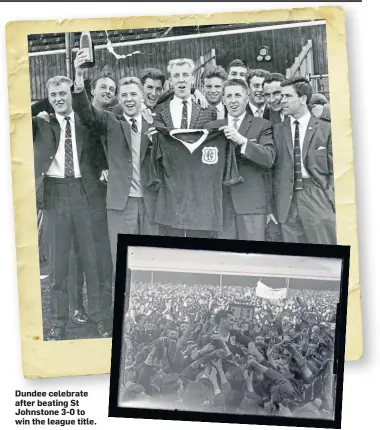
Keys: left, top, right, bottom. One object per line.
{"left": 181, "top": 100, "right": 188, "bottom": 129}
{"left": 64, "top": 117, "right": 74, "bottom": 178}
{"left": 232, "top": 118, "right": 239, "bottom": 130}
{"left": 293, "top": 120, "right": 303, "bottom": 191}
{"left": 255, "top": 108, "right": 263, "bottom": 118}
{"left": 130, "top": 118, "right": 138, "bottom": 133}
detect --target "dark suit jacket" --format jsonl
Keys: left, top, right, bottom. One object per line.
{"left": 205, "top": 114, "right": 276, "bottom": 215}
{"left": 273, "top": 116, "right": 335, "bottom": 223}
{"left": 246, "top": 103, "right": 283, "bottom": 125}
{"left": 72, "top": 89, "right": 157, "bottom": 220}
{"left": 32, "top": 113, "right": 107, "bottom": 211}
{"left": 153, "top": 98, "right": 217, "bottom": 129}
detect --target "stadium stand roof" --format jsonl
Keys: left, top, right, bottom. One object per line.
{"left": 128, "top": 247, "right": 342, "bottom": 280}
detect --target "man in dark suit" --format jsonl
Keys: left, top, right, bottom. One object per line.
{"left": 73, "top": 50, "right": 158, "bottom": 268}
{"left": 201, "top": 65, "right": 228, "bottom": 119}
{"left": 205, "top": 79, "right": 276, "bottom": 241}
{"left": 149, "top": 58, "right": 217, "bottom": 238}
{"left": 246, "top": 69, "right": 270, "bottom": 119}
{"left": 272, "top": 77, "right": 336, "bottom": 244}
{"left": 262, "top": 72, "right": 287, "bottom": 242}
{"left": 262, "top": 73, "right": 286, "bottom": 125}
{"left": 35, "top": 72, "right": 118, "bottom": 327}
{"left": 153, "top": 58, "right": 217, "bottom": 129}
{"left": 33, "top": 75, "right": 111, "bottom": 340}
{"left": 227, "top": 59, "right": 249, "bottom": 81}
{"left": 112, "top": 68, "right": 166, "bottom": 116}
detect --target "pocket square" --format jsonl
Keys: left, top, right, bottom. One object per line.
{"left": 249, "top": 139, "right": 257, "bottom": 142}
{"left": 317, "top": 146, "right": 325, "bottom": 150}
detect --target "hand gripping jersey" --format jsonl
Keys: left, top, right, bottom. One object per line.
{"left": 146, "top": 126, "right": 243, "bottom": 231}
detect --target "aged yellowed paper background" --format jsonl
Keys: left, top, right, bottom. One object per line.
{"left": 6, "top": 5, "right": 362, "bottom": 378}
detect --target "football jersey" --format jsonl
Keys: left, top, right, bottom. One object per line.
{"left": 146, "top": 126, "right": 243, "bottom": 231}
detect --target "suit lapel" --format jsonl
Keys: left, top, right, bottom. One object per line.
{"left": 48, "top": 115, "right": 61, "bottom": 149}
{"left": 119, "top": 114, "right": 132, "bottom": 151}
{"left": 190, "top": 102, "right": 200, "bottom": 129}
{"left": 282, "top": 117, "right": 294, "bottom": 160}
{"left": 74, "top": 114, "right": 84, "bottom": 159}
{"left": 238, "top": 113, "right": 253, "bottom": 137}
{"left": 140, "top": 119, "right": 150, "bottom": 163}
{"left": 162, "top": 100, "right": 174, "bottom": 129}
{"left": 302, "top": 116, "right": 318, "bottom": 163}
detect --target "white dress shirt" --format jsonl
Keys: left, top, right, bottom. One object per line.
{"left": 170, "top": 95, "right": 192, "bottom": 129}
{"left": 249, "top": 103, "right": 265, "bottom": 118}
{"left": 228, "top": 112, "right": 248, "bottom": 154}
{"left": 46, "top": 111, "right": 81, "bottom": 178}
{"left": 215, "top": 102, "right": 225, "bottom": 120}
{"left": 290, "top": 111, "right": 312, "bottom": 178}
{"left": 123, "top": 113, "right": 142, "bottom": 133}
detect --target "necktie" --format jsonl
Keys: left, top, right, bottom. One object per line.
{"left": 130, "top": 118, "right": 138, "bottom": 133}
{"left": 293, "top": 120, "right": 303, "bottom": 191}
{"left": 232, "top": 118, "right": 239, "bottom": 130}
{"left": 181, "top": 100, "right": 188, "bottom": 129}
{"left": 255, "top": 108, "right": 263, "bottom": 118}
{"left": 64, "top": 117, "right": 74, "bottom": 178}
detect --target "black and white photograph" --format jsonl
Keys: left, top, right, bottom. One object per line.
{"left": 28, "top": 18, "right": 336, "bottom": 342}
{"left": 109, "top": 235, "right": 349, "bottom": 429}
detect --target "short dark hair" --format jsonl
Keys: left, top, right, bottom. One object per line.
{"left": 90, "top": 74, "right": 117, "bottom": 93}
{"left": 222, "top": 78, "right": 249, "bottom": 95}
{"left": 246, "top": 69, "right": 270, "bottom": 86}
{"left": 281, "top": 76, "right": 313, "bottom": 104}
{"left": 227, "top": 59, "right": 248, "bottom": 73}
{"left": 201, "top": 65, "right": 228, "bottom": 84}
{"left": 262, "top": 72, "right": 285, "bottom": 87}
{"left": 139, "top": 68, "right": 166, "bottom": 87}
{"left": 215, "top": 309, "right": 234, "bottom": 325}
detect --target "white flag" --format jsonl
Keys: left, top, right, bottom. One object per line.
{"left": 256, "top": 280, "right": 287, "bottom": 301}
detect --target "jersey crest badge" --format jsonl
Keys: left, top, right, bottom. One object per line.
{"left": 201, "top": 146, "right": 218, "bottom": 165}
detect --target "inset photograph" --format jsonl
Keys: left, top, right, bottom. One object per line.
{"left": 109, "top": 235, "right": 349, "bottom": 428}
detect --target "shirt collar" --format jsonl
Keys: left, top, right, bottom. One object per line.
{"left": 228, "top": 111, "right": 246, "bottom": 125}
{"left": 123, "top": 113, "right": 142, "bottom": 128}
{"left": 215, "top": 102, "right": 224, "bottom": 113}
{"left": 249, "top": 103, "right": 265, "bottom": 114}
{"left": 172, "top": 95, "right": 192, "bottom": 105}
{"left": 290, "top": 111, "right": 311, "bottom": 127}
{"left": 56, "top": 110, "right": 74, "bottom": 126}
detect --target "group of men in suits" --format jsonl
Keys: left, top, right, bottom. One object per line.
{"left": 33, "top": 52, "right": 336, "bottom": 341}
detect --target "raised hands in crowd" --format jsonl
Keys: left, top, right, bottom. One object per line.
{"left": 119, "top": 281, "right": 338, "bottom": 418}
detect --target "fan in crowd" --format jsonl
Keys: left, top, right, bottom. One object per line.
{"left": 119, "top": 281, "right": 338, "bottom": 418}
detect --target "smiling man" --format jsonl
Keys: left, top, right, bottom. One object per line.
{"left": 262, "top": 72, "right": 286, "bottom": 124}
{"left": 205, "top": 79, "right": 276, "bottom": 241}
{"left": 246, "top": 69, "right": 270, "bottom": 118}
{"left": 32, "top": 75, "right": 111, "bottom": 340}
{"left": 227, "top": 59, "right": 249, "bottom": 81}
{"left": 153, "top": 58, "right": 217, "bottom": 129}
{"left": 272, "top": 76, "right": 336, "bottom": 244}
{"left": 91, "top": 74, "right": 117, "bottom": 111}
{"left": 72, "top": 49, "right": 159, "bottom": 271}
{"left": 112, "top": 68, "right": 165, "bottom": 115}
{"left": 201, "top": 65, "right": 228, "bottom": 119}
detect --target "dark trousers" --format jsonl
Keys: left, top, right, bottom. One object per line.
{"left": 158, "top": 226, "right": 217, "bottom": 239}
{"left": 67, "top": 208, "right": 113, "bottom": 318}
{"left": 218, "top": 193, "right": 266, "bottom": 240}
{"left": 108, "top": 196, "right": 159, "bottom": 269}
{"left": 67, "top": 239, "right": 85, "bottom": 313}
{"left": 218, "top": 213, "right": 266, "bottom": 241}
{"left": 43, "top": 177, "right": 102, "bottom": 328}
{"left": 280, "top": 179, "right": 337, "bottom": 245}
